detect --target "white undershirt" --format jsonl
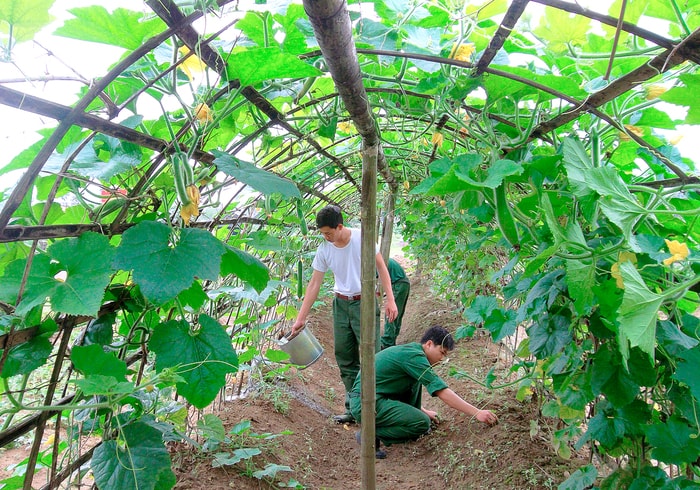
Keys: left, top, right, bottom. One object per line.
{"left": 311, "top": 228, "right": 366, "bottom": 296}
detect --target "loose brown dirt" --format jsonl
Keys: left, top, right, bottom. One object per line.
{"left": 170, "top": 259, "right": 589, "bottom": 490}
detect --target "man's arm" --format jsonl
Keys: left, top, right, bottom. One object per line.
{"left": 291, "top": 269, "right": 325, "bottom": 335}
{"left": 435, "top": 388, "right": 498, "bottom": 425}
{"left": 375, "top": 253, "right": 398, "bottom": 321}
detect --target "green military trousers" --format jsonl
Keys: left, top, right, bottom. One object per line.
{"left": 380, "top": 278, "right": 410, "bottom": 350}
{"left": 332, "top": 296, "right": 380, "bottom": 412}
{"left": 349, "top": 385, "right": 431, "bottom": 445}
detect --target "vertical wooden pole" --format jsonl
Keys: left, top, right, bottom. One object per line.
{"left": 360, "top": 143, "right": 378, "bottom": 489}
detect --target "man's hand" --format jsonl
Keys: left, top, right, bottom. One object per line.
{"left": 290, "top": 319, "right": 305, "bottom": 337}
{"left": 422, "top": 408, "right": 439, "bottom": 421}
{"left": 385, "top": 299, "right": 398, "bottom": 322}
{"left": 476, "top": 409, "right": 498, "bottom": 425}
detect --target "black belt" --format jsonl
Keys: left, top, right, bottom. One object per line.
{"left": 335, "top": 293, "right": 361, "bottom": 301}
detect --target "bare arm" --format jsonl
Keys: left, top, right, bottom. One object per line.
{"left": 435, "top": 388, "right": 498, "bottom": 425}
{"left": 291, "top": 269, "right": 325, "bottom": 335}
{"left": 375, "top": 253, "right": 398, "bottom": 321}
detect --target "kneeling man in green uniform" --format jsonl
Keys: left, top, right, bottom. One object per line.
{"left": 349, "top": 325, "right": 498, "bottom": 456}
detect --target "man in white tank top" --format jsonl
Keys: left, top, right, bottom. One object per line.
{"left": 291, "top": 205, "right": 398, "bottom": 423}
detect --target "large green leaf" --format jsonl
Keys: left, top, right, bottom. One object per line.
{"left": 454, "top": 158, "right": 523, "bottom": 189}
{"left": 565, "top": 258, "right": 595, "bottom": 316}
{"left": 561, "top": 138, "right": 594, "bottom": 199}
{"left": 0, "top": 232, "right": 114, "bottom": 316}
{"left": 660, "top": 74, "right": 700, "bottom": 124}
{"left": 673, "top": 346, "right": 700, "bottom": 401}
{"left": 585, "top": 167, "right": 647, "bottom": 242}
{"left": 149, "top": 315, "right": 238, "bottom": 409}
{"left": 235, "top": 11, "right": 272, "bottom": 49}
{"left": 645, "top": 416, "right": 700, "bottom": 465}
{"left": 0, "top": 254, "right": 53, "bottom": 315}
{"left": 225, "top": 47, "right": 321, "bottom": 86}
{"left": 71, "top": 344, "right": 127, "bottom": 381}
{"left": 54, "top": 6, "right": 166, "bottom": 50}
{"left": 113, "top": 221, "right": 225, "bottom": 305}
{"left": 212, "top": 151, "right": 301, "bottom": 199}
{"left": 584, "top": 410, "right": 626, "bottom": 449}
{"left": 220, "top": 247, "right": 270, "bottom": 293}
{"left": 0, "top": 335, "right": 52, "bottom": 378}
{"left": 48, "top": 232, "right": 116, "bottom": 315}
{"left": 0, "top": 0, "right": 54, "bottom": 43}
{"left": 92, "top": 421, "right": 174, "bottom": 490}
{"left": 657, "top": 320, "right": 699, "bottom": 357}
{"left": 590, "top": 347, "right": 639, "bottom": 408}
{"left": 558, "top": 464, "right": 597, "bottom": 490}
{"left": 533, "top": 7, "right": 591, "bottom": 54}
{"left": 527, "top": 312, "right": 572, "bottom": 358}
{"left": 617, "top": 262, "right": 662, "bottom": 361}
{"left": 45, "top": 129, "right": 143, "bottom": 180}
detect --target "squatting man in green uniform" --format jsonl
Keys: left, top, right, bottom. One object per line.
{"left": 291, "top": 205, "right": 398, "bottom": 424}
{"left": 348, "top": 325, "right": 498, "bottom": 458}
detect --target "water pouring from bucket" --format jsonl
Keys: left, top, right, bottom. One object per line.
{"left": 276, "top": 324, "right": 324, "bottom": 369}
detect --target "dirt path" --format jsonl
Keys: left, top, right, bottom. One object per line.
{"left": 172, "top": 263, "right": 588, "bottom": 489}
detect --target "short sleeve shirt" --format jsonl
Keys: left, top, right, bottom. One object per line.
{"left": 351, "top": 342, "right": 448, "bottom": 398}
{"left": 311, "top": 228, "right": 374, "bottom": 296}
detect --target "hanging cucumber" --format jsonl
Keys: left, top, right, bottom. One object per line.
{"left": 297, "top": 259, "right": 304, "bottom": 299}
{"left": 172, "top": 152, "right": 192, "bottom": 205}
{"left": 296, "top": 198, "right": 308, "bottom": 235}
{"left": 494, "top": 182, "right": 520, "bottom": 248}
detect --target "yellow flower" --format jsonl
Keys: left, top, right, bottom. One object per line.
{"left": 618, "top": 125, "right": 644, "bottom": 141}
{"left": 178, "top": 47, "right": 206, "bottom": 80}
{"left": 611, "top": 251, "right": 637, "bottom": 289}
{"left": 180, "top": 184, "right": 200, "bottom": 225}
{"left": 193, "top": 102, "right": 213, "bottom": 124}
{"left": 337, "top": 121, "right": 354, "bottom": 133}
{"left": 669, "top": 133, "right": 684, "bottom": 146}
{"left": 663, "top": 239, "right": 689, "bottom": 266}
{"left": 645, "top": 84, "right": 667, "bottom": 100}
{"left": 431, "top": 131, "right": 444, "bottom": 146}
{"left": 403, "top": 180, "right": 410, "bottom": 190}
{"left": 449, "top": 43, "right": 475, "bottom": 62}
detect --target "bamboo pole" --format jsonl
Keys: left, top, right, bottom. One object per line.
{"left": 360, "top": 143, "right": 378, "bottom": 488}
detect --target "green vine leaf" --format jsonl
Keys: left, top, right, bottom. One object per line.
{"left": 220, "top": 246, "right": 270, "bottom": 293}
{"left": 149, "top": 315, "right": 238, "bottom": 409}
{"left": 1, "top": 334, "right": 52, "bottom": 378}
{"left": 527, "top": 312, "right": 572, "bottom": 358}
{"left": 71, "top": 344, "right": 127, "bottom": 381}
{"left": 91, "top": 421, "right": 175, "bottom": 490}
{"left": 617, "top": 261, "right": 662, "bottom": 362}
{"left": 0, "top": 232, "right": 115, "bottom": 316}
{"left": 565, "top": 258, "right": 595, "bottom": 316}
{"left": 660, "top": 74, "right": 700, "bottom": 124}
{"left": 72, "top": 375, "right": 135, "bottom": 397}
{"left": 224, "top": 47, "right": 321, "bottom": 86}
{"left": 645, "top": 416, "right": 700, "bottom": 465}
{"left": 212, "top": 151, "right": 301, "bottom": 199}
{"left": 54, "top": 6, "right": 166, "bottom": 50}
{"left": 0, "top": 0, "right": 55, "bottom": 45}
{"left": 672, "top": 346, "right": 700, "bottom": 401}
{"left": 585, "top": 167, "right": 647, "bottom": 243}
{"left": 113, "top": 221, "right": 226, "bottom": 305}
{"left": 558, "top": 464, "right": 597, "bottom": 490}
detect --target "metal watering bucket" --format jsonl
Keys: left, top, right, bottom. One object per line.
{"left": 276, "top": 327, "right": 324, "bottom": 369}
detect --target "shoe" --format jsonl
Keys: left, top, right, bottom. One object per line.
{"left": 333, "top": 413, "right": 356, "bottom": 424}
{"left": 354, "top": 431, "right": 387, "bottom": 459}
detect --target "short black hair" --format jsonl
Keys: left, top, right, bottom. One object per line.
{"left": 316, "top": 205, "right": 343, "bottom": 229}
{"left": 420, "top": 325, "right": 454, "bottom": 351}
